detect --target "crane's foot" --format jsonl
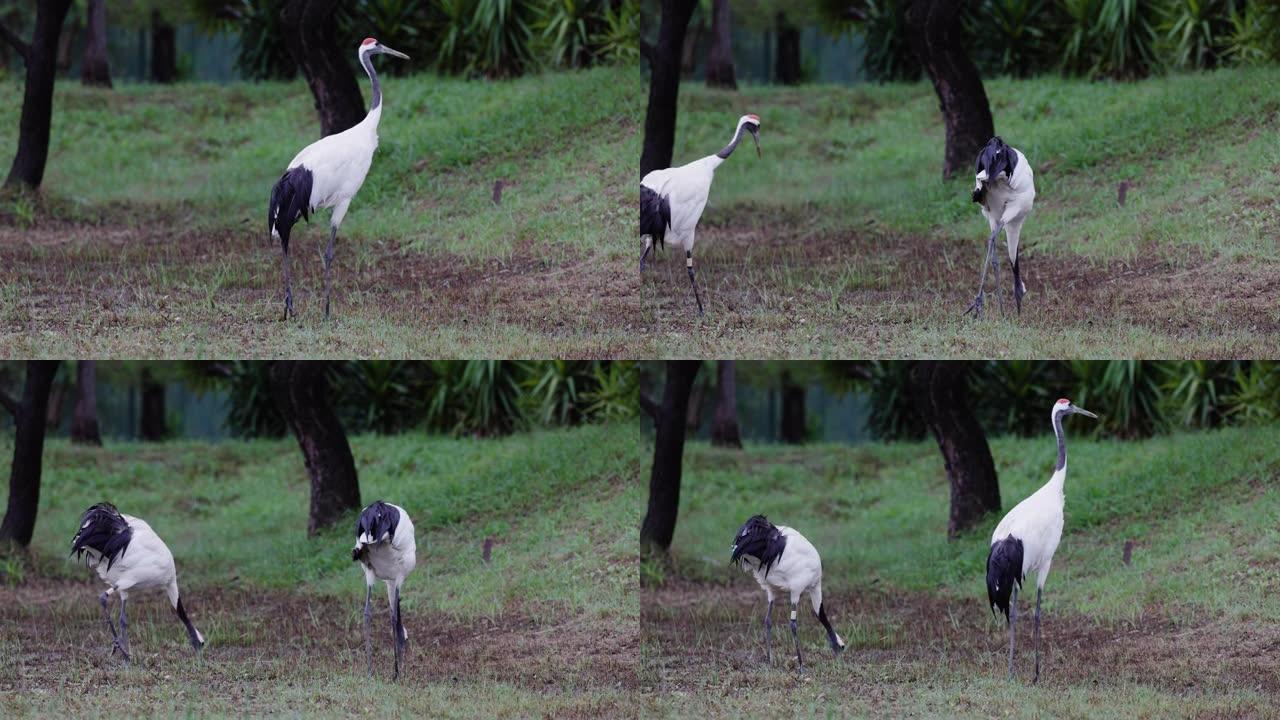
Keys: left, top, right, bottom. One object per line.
{"left": 111, "top": 640, "right": 131, "bottom": 663}
{"left": 965, "top": 292, "right": 985, "bottom": 319}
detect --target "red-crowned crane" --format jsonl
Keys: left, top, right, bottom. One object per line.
{"left": 640, "top": 114, "right": 761, "bottom": 316}
{"left": 730, "top": 515, "right": 845, "bottom": 672}
{"left": 70, "top": 503, "right": 204, "bottom": 664}
{"left": 352, "top": 500, "right": 416, "bottom": 680}
{"left": 268, "top": 37, "right": 409, "bottom": 320}
{"left": 967, "top": 136, "right": 1036, "bottom": 318}
{"left": 987, "top": 398, "right": 1097, "bottom": 683}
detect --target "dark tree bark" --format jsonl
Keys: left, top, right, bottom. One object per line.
{"left": 0, "top": 361, "right": 59, "bottom": 548}
{"left": 685, "top": 373, "right": 706, "bottom": 435}
{"left": 904, "top": 0, "right": 994, "bottom": 180}
{"left": 281, "top": 0, "right": 366, "bottom": 137}
{"left": 775, "top": 12, "right": 801, "bottom": 85}
{"left": 139, "top": 368, "right": 166, "bottom": 441}
{"left": 710, "top": 361, "right": 742, "bottom": 448}
{"left": 779, "top": 370, "right": 806, "bottom": 444}
{"left": 81, "top": 0, "right": 112, "bottom": 88}
{"left": 640, "top": 361, "right": 700, "bottom": 559}
{"left": 910, "top": 361, "right": 1001, "bottom": 538}
{"left": 150, "top": 10, "right": 176, "bottom": 83}
{"left": 45, "top": 375, "right": 66, "bottom": 431}
{"left": 270, "top": 361, "right": 361, "bottom": 535}
{"left": 56, "top": 10, "right": 77, "bottom": 72}
{"left": 641, "top": 0, "right": 697, "bottom": 177}
{"left": 2, "top": 0, "right": 74, "bottom": 190}
{"left": 705, "top": 0, "right": 737, "bottom": 89}
{"left": 681, "top": 13, "right": 703, "bottom": 77}
{"left": 70, "top": 361, "right": 102, "bottom": 446}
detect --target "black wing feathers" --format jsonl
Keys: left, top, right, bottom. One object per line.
{"left": 70, "top": 503, "right": 133, "bottom": 571}
{"left": 730, "top": 514, "right": 788, "bottom": 576}
{"left": 268, "top": 166, "right": 314, "bottom": 255}
{"left": 986, "top": 534, "right": 1024, "bottom": 623}
{"left": 640, "top": 185, "right": 671, "bottom": 250}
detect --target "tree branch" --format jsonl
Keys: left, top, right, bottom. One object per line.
{"left": 0, "top": 22, "right": 29, "bottom": 61}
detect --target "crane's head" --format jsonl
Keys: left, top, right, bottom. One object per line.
{"left": 738, "top": 114, "right": 762, "bottom": 158}
{"left": 1053, "top": 398, "right": 1097, "bottom": 421}
{"left": 729, "top": 514, "right": 785, "bottom": 574}
{"left": 973, "top": 136, "right": 1016, "bottom": 202}
{"left": 359, "top": 37, "right": 410, "bottom": 61}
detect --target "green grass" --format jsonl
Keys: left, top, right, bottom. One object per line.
{"left": 642, "top": 425, "right": 1280, "bottom": 717}
{"left": 642, "top": 68, "right": 1280, "bottom": 357}
{"left": 0, "top": 423, "right": 640, "bottom": 716}
{"left": 0, "top": 67, "right": 639, "bottom": 357}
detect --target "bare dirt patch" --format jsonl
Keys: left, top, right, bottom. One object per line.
{"left": 0, "top": 223, "right": 640, "bottom": 356}
{"left": 642, "top": 581, "right": 1280, "bottom": 695}
{"left": 0, "top": 579, "right": 637, "bottom": 694}
{"left": 640, "top": 213, "right": 1280, "bottom": 354}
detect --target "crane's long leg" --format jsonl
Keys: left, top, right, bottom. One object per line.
{"left": 387, "top": 584, "right": 403, "bottom": 681}
{"left": 686, "top": 250, "right": 704, "bottom": 316}
{"left": 362, "top": 585, "right": 373, "bottom": 678}
{"left": 1007, "top": 584, "right": 1018, "bottom": 680}
{"left": 1013, "top": 257, "right": 1025, "bottom": 314}
{"left": 118, "top": 596, "right": 131, "bottom": 665}
{"left": 323, "top": 225, "right": 338, "bottom": 320}
{"left": 1033, "top": 587, "right": 1042, "bottom": 684}
{"left": 789, "top": 602, "right": 804, "bottom": 673}
{"left": 395, "top": 585, "right": 407, "bottom": 677}
{"left": 99, "top": 590, "right": 127, "bottom": 660}
{"left": 966, "top": 221, "right": 1004, "bottom": 319}
{"left": 991, "top": 239, "right": 1003, "bottom": 316}
{"left": 282, "top": 247, "right": 293, "bottom": 321}
{"left": 639, "top": 237, "right": 652, "bottom": 272}
{"left": 762, "top": 599, "right": 774, "bottom": 663}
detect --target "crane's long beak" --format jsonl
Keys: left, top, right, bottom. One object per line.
{"left": 749, "top": 129, "right": 761, "bottom": 158}
{"left": 379, "top": 45, "right": 410, "bottom": 60}
{"left": 1073, "top": 407, "right": 1098, "bottom": 419}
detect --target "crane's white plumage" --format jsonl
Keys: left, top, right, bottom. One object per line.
{"left": 640, "top": 114, "right": 761, "bottom": 315}
{"left": 352, "top": 500, "right": 416, "bottom": 680}
{"left": 986, "top": 398, "right": 1096, "bottom": 683}
{"left": 70, "top": 503, "right": 203, "bottom": 663}
{"left": 268, "top": 37, "right": 409, "bottom": 320}
{"left": 730, "top": 515, "right": 844, "bottom": 671}
{"left": 968, "top": 136, "right": 1036, "bottom": 317}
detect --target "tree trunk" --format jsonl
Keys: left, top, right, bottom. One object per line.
{"left": 685, "top": 373, "right": 706, "bottom": 435}
{"left": 910, "top": 361, "right": 1001, "bottom": 537}
{"left": 779, "top": 370, "right": 806, "bottom": 444}
{"left": 775, "top": 12, "right": 801, "bottom": 85}
{"left": 705, "top": 0, "right": 737, "bottom": 90}
{"left": 45, "top": 375, "right": 66, "bottom": 431}
{"left": 904, "top": 0, "right": 994, "bottom": 180}
{"left": 0, "top": 361, "right": 59, "bottom": 547}
{"left": 56, "top": 10, "right": 77, "bottom": 72}
{"left": 3, "top": 0, "right": 74, "bottom": 189}
{"left": 71, "top": 361, "right": 102, "bottom": 446}
{"left": 281, "top": 0, "right": 366, "bottom": 137}
{"left": 270, "top": 361, "right": 361, "bottom": 535}
{"left": 150, "top": 10, "right": 176, "bottom": 83}
{"left": 640, "top": 361, "right": 700, "bottom": 559}
{"left": 640, "top": 0, "right": 697, "bottom": 177}
{"left": 710, "top": 361, "right": 742, "bottom": 448}
{"left": 139, "top": 368, "right": 166, "bottom": 441}
{"left": 681, "top": 15, "right": 703, "bottom": 78}
{"left": 81, "top": 0, "right": 112, "bottom": 88}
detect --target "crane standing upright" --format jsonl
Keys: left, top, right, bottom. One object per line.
{"left": 352, "top": 500, "right": 417, "bottom": 680}
{"left": 268, "top": 37, "right": 409, "bottom": 320}
{"left": 640, "top": 114, "right": 761, "bottom": 316}
{"left": 986, "top": 398, "right": 1097, "bottom": 683}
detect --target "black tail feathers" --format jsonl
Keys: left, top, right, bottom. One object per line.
{"left": 640, "top": 184, "right": 670, "bottom": 250}
{"left": 268, "top": 166, "right": 314, "bottom": 254}
{"left": 986, "top": 535, "right": 1024, "bottom": 623}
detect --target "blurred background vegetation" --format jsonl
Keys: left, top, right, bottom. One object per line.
{"left": 0, "top": 0, "right": 638, "bottom": 83}
{"left": 646, "top": 360, "right": 1280, "bottom": 444}
{"left": 643, "top": 0, "right": 1280, "bottom": 85}
{"left": 0, "top": 360, "right": 638, "bottom": 441}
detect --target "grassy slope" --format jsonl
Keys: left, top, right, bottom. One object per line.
{"left": 0, "top": 67, "right": 640, "bottom": 357}
{"left": 645, "top": 69, "right": 1280, "bottom": 357}
{"left": 0, "top": 66, "right": 636, "bottom": 260}
{"left": 643, "top": 425, "right": 1280, "bottom": 717}
{"left": 0, "top": 423, "right": 640, "bottom": 716}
